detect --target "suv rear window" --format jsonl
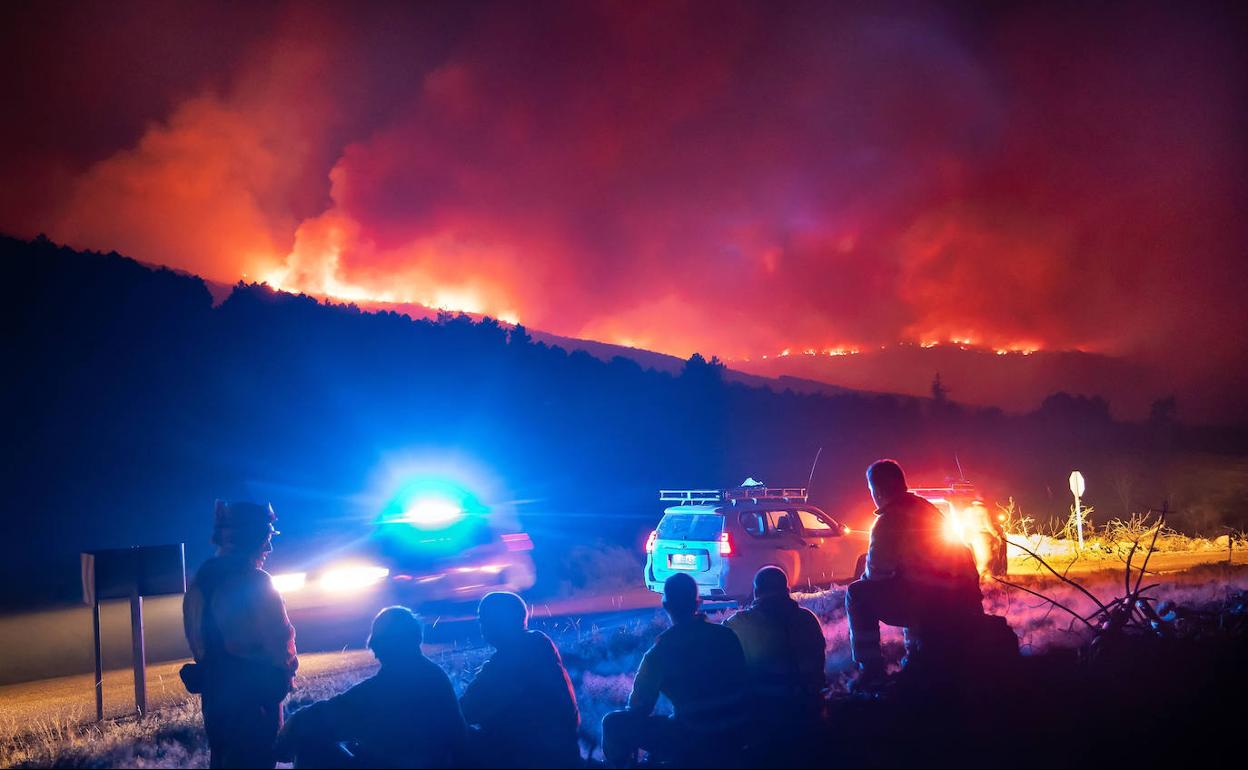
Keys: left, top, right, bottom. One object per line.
{"left": 657, "top": 513, "right": 724, "bottom": 542}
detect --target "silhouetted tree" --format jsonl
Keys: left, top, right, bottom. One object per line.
{"left": 1150, "top": 395, "right": 1178, "bottom": 425}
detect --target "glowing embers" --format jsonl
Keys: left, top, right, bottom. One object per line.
{"left": 270, "top": 572, "right": 307, "bottom": 594}
{"left": 320, "top": 564, "right": 391, "bottom": 593}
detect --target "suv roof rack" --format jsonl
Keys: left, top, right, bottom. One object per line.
{"left": 910, "top": 481, "right": 979, "bottom": 497}
{"left": 660, "top": 486, "right": 808, "bottom": 504}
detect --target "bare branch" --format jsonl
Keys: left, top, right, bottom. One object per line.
{"left": 1133, "top": 507, "right": 1166, "bottom": 596}
{"left": 1124, "top": 537, "right": 1139, "bottom": 597}
{"left": 1004, "top": 536, "right": 1110, "bottom": 617}
{"left": 991, "top": 576, "right": 1097, "bottom": 630}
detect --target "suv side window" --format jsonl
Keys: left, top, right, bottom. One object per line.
{"left": 768, "top": 510, "right": 799, "bottom": 535}
{"left": 739, "top": 511, "right": 767, "bottom": 537}
{"left": 796, "top": 509, "right": 836, "bottom": 535}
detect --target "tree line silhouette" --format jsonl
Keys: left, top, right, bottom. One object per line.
{"left": 3, "top": 235, "right": 1245, "bottom": 609}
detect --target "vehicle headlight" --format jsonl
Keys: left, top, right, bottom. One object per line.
{"left": 270, "top": 572, "right": 307, "bottom": 594}
{"left": 320, "top": 565, "right": 391, "bottom": 593}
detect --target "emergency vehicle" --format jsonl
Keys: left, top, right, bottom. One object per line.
{"left": 911, "top": 481, "right": 1007, "bottom": 576}
{"left": 643, "top": 481, "right": 869, "bottom": 602}
{"left": 270, "top": 513, "right": 537, "bottom": 609}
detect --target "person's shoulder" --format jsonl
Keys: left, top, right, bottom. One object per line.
{"left": 197, "top": 557, "right": 253, "bottom": 589}
{"left": 523, "top": 629, "right": 563, "bottom": 659}
{"left": 337, "top": 670, "right": 383, "bottom": 701}
{"left": 795, "top": 605, "right": 822, "bottom": 628}
{"left": 231, "top": 565, "right": 277, "bottom": 595}
{"left": 650, "top": 622, "right": 680, "bottom": 649}
{"left": 723, "top": 607, "right": 758, "bottom": 628}
{"left": 904, "top": 492, "right": 940, "bottom": 513}
{"left": 704, "top": 617, "right": 744, "bottom": 642}
{"left": 414, "top": 654, "right": 454, "bottom": 683}
{"left": 524, "top": 628, "right": 557, "bottom": 648}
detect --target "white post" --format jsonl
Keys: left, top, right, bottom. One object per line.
{"left": 1075, "top": 495, "right": 1083, "bottom": 550}
{"left": 1069, "top": 471, "right": 1086, "bottom": 552}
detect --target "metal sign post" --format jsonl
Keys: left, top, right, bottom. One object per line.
{"left": 1069, "top": 471, "right": 1086, "bottom": 550}
{"left": 129, "top": 588, "right": 147, "bottom": 715}
{"left": 92, "top": 598, "right": 104, "bottom": 722}
{"left": 81, "top": 544, "right": 185, "bottom": 720}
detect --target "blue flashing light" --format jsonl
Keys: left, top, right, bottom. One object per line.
{"left": 400, "top": 497, "right": 465, "bottom": 528}
{"left": 377, "top": 477, "right": 487, "bottom": 531}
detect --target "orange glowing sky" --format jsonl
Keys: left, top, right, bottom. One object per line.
{"left": 3, "top": 0, "right": 1246, "bottom": 417}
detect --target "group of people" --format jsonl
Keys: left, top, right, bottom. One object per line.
{"left": 182, "top": 459, "right": 983, "bottom": 768}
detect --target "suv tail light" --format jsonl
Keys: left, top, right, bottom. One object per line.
{"left": 719, "top": 531, "right": 735, "bottom": 556}
{"left": 645, "top": 530, "right": 658, "bottom": 554}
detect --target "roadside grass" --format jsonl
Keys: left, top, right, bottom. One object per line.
{"left": 5, "top": 565, "right": 1246, "bottom": 768}
{"left": 1001, "top": 503, "right": 1247, "bottom": 565}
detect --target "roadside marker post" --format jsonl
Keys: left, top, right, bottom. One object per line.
{"left": 81, "top": 544, "right": 186, "bottom": 719}
{"left": 1069, "top": 471, "right": 1086, "bottom": 551}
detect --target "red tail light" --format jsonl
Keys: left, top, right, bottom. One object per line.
{"left": 645, "top": 530, "right": 658, "bottom": 554}
{"left": 501, "top": 533, "right": 534, "bottom": 552}
{"left": 719, "top": 531, "right": 735, "bottom": 556}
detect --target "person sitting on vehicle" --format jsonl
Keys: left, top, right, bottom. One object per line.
{"left": 724, "top": 566, "right": 826, "bottom": 726}
{"left": 182, "top": 500, "right": 298, "bottom": 769}
{"left": 273, "top": 606, "right": 466, "bottom": 768}
{"left": 460, "top": 592, "right": 581, "bottom": 769}
{"left": 845, "top": 460, "right": 982, "bottom": 691}
{"left": 601, "top": 574, "right": 749, "bottom": 769}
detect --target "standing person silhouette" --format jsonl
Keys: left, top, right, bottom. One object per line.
{"left": 182, "top": 500, "right": 298, "bottom": 768}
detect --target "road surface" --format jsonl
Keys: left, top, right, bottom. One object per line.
{"left": 1007, "top": 548, "right": 1247, "bottom": 577}
{"left": 0, "top": 650, "right": 376, "bottom": 731}
{"left": 0, "top": 587, "right": 661, "bottom": 687}
{"left": 0, "top": 592, "right": 663, "bottom": 738}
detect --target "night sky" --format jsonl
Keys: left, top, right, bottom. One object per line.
{"left": 4, "top": 0, "right": 1246, "bottom": 420}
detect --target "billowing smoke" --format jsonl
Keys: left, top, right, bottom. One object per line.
{"left": 3, "top": 0, "right": 1245, "bottom": 413}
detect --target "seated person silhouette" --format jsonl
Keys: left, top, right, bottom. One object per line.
{"left": 273, "top": 606, "right": 466, "bottom": 768}
{"left": 602, "top": 573, "right": 749, "bottom": 768}
{"left": 460, "top": 591, "right": 582, "bottom": 768}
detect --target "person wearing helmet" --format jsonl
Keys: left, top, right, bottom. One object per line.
{"left": 460, "top": 591, "right": 581, "bottom": 768}
{"left": 181, "top": 500, "right": 298, "bottom": 769}
{"left": 601, "top": 573, "right": 749, "bottom": 768}
{"left": 724, "top": 566, "right": 826, "bottom": 726}
{"left": 846, "top": 460, "right": 982, "bottom": 692}
{"left": 274, "top": 606, "right": 466, "bottom": 768}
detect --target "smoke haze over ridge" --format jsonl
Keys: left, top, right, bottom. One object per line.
{"left": 3, "top": 0, "right": 1246, "bottom": 420}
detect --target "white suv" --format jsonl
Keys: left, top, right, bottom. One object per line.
{"left": 643, "top": 484, "right": 869, "bottom": 601}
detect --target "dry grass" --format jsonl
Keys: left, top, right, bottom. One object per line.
{"left": 1003, "top": 505, "right": 1247, "bottom": 565}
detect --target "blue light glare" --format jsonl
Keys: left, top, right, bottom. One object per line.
{"left": 400, "top": 497, "right": 464, "bottom": 528}
{"left": 377, "top": 477, "right": 486, "bottom": 530}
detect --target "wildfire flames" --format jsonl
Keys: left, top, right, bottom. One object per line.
{"left": 3, "top": 1, "right": 1246, "bottom": 418}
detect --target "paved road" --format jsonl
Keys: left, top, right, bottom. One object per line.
{"left": 1007, "top": 548, "right": 1247, "bottom": 577}
{"left": 0, "top": 588, "right": 661, "bottom": 687}
{"left": 0, "top": 651, "right": 377, "bottom": 733}
{"left": 0, "top": 592, "right": 664, "bottom": 739}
